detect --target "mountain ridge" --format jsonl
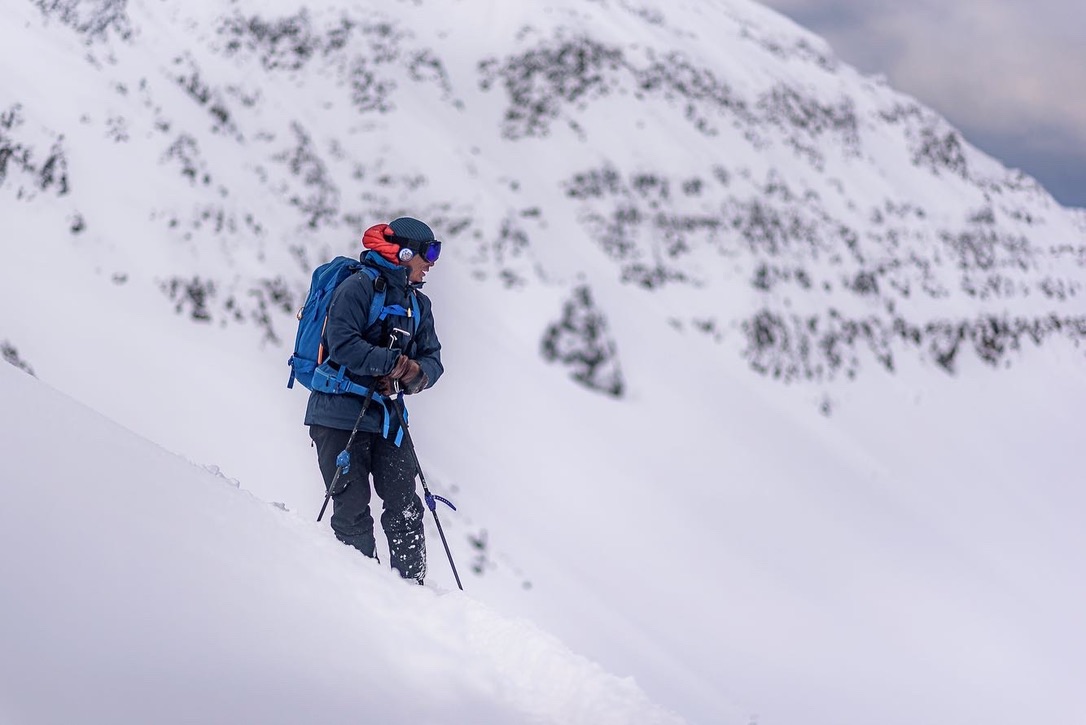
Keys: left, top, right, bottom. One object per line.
{"left": 4, "top": 0, "right": 1083, "bottom": 397}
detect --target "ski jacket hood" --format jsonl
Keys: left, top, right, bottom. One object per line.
{"left": 362, "top": 223, "right": 401, "bottom": 264}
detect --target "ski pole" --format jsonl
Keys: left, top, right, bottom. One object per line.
{"left": 389, "top": 395, "right": 463, "bottom": 591}
{"left": 316, "top": 384, "right": 377, "bottom": 522}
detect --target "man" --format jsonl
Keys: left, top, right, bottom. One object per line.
{"left": 306, "top": 216, "right": 443, "bottom": 583}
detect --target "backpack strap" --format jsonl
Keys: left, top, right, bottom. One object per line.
{"left": 310, "top": 363, "right": 407, "bottom": 446}
{"left": 356, "top": 266, "right": 422, "bottom": 340}
{"left": 355, "top": 267, "right": 387, "bottom": 329}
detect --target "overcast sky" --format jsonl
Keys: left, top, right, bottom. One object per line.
{"left": 759, "top": 0, "right": 1086, "bottom": 208}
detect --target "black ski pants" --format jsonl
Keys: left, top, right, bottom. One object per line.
{"left": 310, "top": 424, "right": 426, "bottom": 582}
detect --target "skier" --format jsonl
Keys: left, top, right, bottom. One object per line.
{"left": 305, "top": 217, "right": 443, "bottom": 583}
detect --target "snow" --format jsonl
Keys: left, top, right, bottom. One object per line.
{"left": 3, "top": 0, "right": 1086, "bottom": 724}
{"left": 0, "top": 362, "right": 681, "bottom": 725}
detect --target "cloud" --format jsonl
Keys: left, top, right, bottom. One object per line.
{"left": 762, "top": 0, "right": 1086, "bottom": 135}
{"left": 760, "top": 0, "right": 1086, "bottom": 205}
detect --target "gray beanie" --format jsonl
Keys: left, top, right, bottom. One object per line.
{"left": 388, "top": 217, "right": 434, "bottom": 243}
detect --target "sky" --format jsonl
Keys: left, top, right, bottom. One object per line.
{"left": 759, "top": 0, "right": 1086, "bottom": 208}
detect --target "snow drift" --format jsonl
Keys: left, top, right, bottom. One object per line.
{"left": 0, "top": 362, "right": 681, "bottom": 725}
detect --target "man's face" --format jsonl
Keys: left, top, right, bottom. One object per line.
{"left": 404, "top": 253, "right": 434, "bottom": 284}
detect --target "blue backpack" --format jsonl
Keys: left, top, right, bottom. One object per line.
{"left": 286, "top": 256, "right": 419, "bottom": 393}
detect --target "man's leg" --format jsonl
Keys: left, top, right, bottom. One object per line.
{"left": 310, "top": 424, "right": 377, "bottom": 558}
{"left": 371, "top": 436, "right": 426, "bottom": 582}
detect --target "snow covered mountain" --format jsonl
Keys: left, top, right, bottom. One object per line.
{"left": 6, "top": 0, "right": 1084, "bottom": 389}
{"left": 3, "top": 1, "right": 1085, "bottom": 724}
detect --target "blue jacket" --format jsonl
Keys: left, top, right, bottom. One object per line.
{"left": 304, "top": 251, "right": 443, "bottom": 432}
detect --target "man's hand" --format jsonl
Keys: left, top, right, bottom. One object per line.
{"left": 387, "top": 354, "right": 413, "bottom": 380}
{"left": 375, "top": 375, "right": 398, "bottom": 396}
{"left": 380, "top": 354, "right": 424, "bottom": 395}
{"left": 403, "top": 371, "right": 429, "bottom": 395}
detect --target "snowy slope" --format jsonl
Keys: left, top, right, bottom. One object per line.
{"left": 3, "top": 0, "right": 1086, "bottom": 724}
{"left": 0, "top": 361, "right": 683, "bottom": 725}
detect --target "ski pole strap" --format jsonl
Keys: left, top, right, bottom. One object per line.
{"left": 425, "top": 493, "right": 457, "bottom": 512}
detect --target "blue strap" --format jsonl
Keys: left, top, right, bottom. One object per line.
{"left": 410, "top": 292, "right": 420, "bottom": 337}
{"left": 356, "top": 266, "right": 419, "bottom": 333}
{"left": 310, "top": 363, "right": 408, "bottom": 446}
{"left": 378, "top": 304, "right": 410, "bottom": 321}
{"left": 355, "top": 267, "right": 386, "bottom": 329}
{"left": 426, "top": 493, "right": 456, "bottom": 512}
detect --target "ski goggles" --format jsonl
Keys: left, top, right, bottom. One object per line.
{"left": 391, "top": 235, "right": 442, "bottom": 263}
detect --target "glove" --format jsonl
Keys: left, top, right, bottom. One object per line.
{"left": 375, "top": 375, "right": 398, "bottom": 396}
{"left": 401, "top": 360, "right": 422, "bottom": 385}
{"left": 387, "top": 354, "right": 413, "bottom": 380}
{"left": 379, "top": 355, "right": 423, "bottom": 395}
{"left": 403, "top": 370, "right": 429, "bottom": 395}
{"left": 390, "top": 355, "right": 422, "bottom": 384}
